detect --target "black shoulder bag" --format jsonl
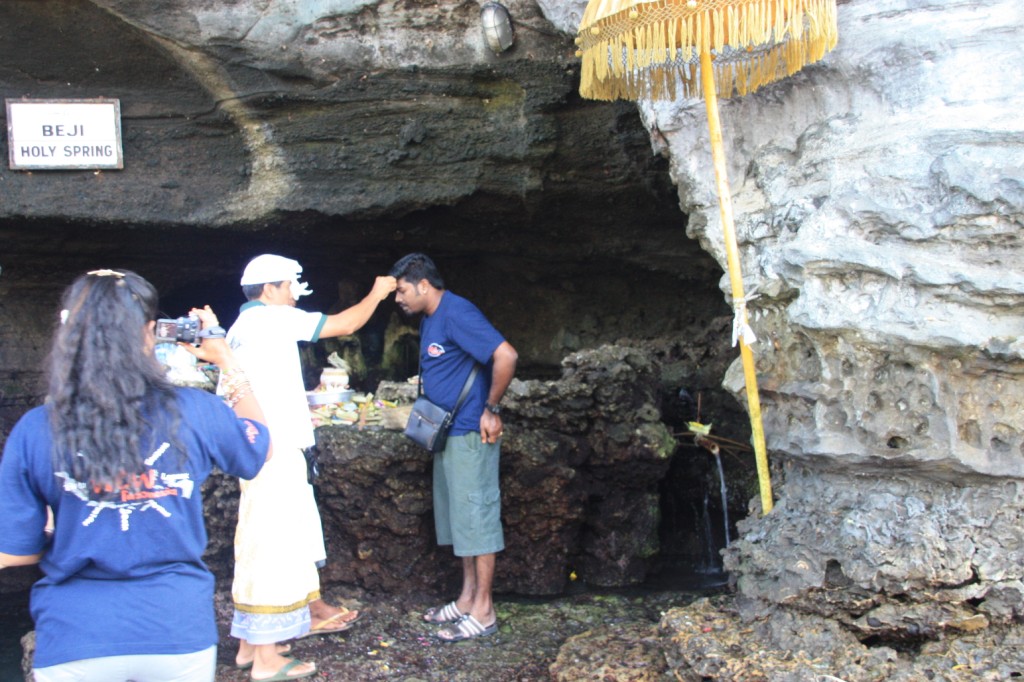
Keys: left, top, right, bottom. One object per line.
{"left": 404, "top": 364, "right": 480, "bottom": 453}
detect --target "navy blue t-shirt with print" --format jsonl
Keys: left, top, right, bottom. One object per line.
{"left": 0, "top": 388, "right": 269, "bottom": 668}
{"left": 420, "top": 291, "right": 505, "bottom": 436}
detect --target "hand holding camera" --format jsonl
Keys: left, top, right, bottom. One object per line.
{"left": 168, "top": 306, "right": 233, "bottom": 368}
{"left": 155, "top": 312, "right": 226, "bottom": 346}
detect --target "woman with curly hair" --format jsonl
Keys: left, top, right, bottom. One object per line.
{"left": 0, "top": 269, "right": 273, "bottom": 682}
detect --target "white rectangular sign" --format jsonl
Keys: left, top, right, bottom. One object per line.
{"left": 6, "top": 98, "right": 123, "bottom": 170}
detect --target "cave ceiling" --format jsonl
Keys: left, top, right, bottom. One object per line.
{"left": 0, "top": 0, "right": 731, "bottom": 379}
{"left": 0, "top": 1, "right": 715, "bottom": 268}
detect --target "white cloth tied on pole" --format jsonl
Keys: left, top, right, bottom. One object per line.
{"left": 731, "top": 286, "right": 759, "bottom": 348}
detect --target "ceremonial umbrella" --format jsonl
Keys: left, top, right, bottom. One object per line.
{"left": 575, "top": 0, "right": 838, "bottom": 514}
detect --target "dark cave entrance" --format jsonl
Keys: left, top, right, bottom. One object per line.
{"left": 0, "top": 213, "right": 755, "bottom": 591}
{"left": 0, "top": 0, "right": 759, "bottom": 599}
{"left": 0, "top": 199, "right": 761, "bottom": 678}
{"left": 0, "top": 0, "right": 763, "bottom": 674}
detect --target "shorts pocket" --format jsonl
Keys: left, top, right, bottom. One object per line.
{"left": 468, "top": 489, "right": 502, "bottom": 536}
{"left": 468, "top": 489, "right": 501, "bottom": 506}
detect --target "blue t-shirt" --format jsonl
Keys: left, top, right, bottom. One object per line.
{"left": 0, "top": 388, "right": 269, "bottom": 668}
{"left": 420, "top": 291, "right": 505, "bottom": 435}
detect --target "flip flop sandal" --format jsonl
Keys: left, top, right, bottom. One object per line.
{"left": 436, "top": 614, "right": 499, "bottom": 642}
{"left": 422, "top": 601, "right": 466, "bottom": 624}
{"left": 295, "top": 609, "right": 363, "bottom": 639}
{"left": 236, "top": 645, "right": 293, "bottom": 670}
{"left": 249, "top": 658, "right": 316, "bottom": 682}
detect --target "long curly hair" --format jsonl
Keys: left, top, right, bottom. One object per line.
{"left": 46, "top": 269, "right": 180, "bottom": 493}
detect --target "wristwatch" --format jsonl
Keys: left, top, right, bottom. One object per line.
{"left": 485, "top": 402, "right": 502, "bottom": 415}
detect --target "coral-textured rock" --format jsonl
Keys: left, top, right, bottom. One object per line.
{"left": 198, "top": 344, "right": 676, "bottom": 596}
{"left": 657, "top": 596, "right": 1024, "bottom": 681}
{"left": 636, "top": 0, "right": 1024, "bottom": 641}
{"left": 550, "top": 621, "right": 667, "bottom": 682}
{"left": 724, "top": 464, "right": 1024, "bottom": 633}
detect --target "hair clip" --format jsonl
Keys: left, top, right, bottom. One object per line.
{"left": 87, "top": 269, "right": 125, "bottom": 278}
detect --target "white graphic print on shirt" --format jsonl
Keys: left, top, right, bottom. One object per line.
{"left": 53, "top": 441, "right": 194, "bottom": 532}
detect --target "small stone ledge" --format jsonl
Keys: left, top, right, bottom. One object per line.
{"left": 723, "top": 462, "right": 1024, "bottom": 636}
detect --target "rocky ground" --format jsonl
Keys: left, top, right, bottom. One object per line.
{"left": 16, "top": 582, "right": 1024, "bottom": 681}
{"left": 202, "top": 585, "right": 1024, "bottom": 682}
{"left": 207, "top": 584, "right": 705, "bottom": 682}
{"left": 659, "top": 595, "right": 1024, "bottom": 682}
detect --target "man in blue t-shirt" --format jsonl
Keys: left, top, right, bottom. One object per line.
{"left": 390, "top": 253, "right": 518, "bottom": 642}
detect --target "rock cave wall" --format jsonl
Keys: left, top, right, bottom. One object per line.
{"left": 4, "top": 0, "right": 1021, "bottom": 652}
{"left": 0, "top": 0, "right": 751, "bottom": 602}
{"left": 540, "top": 0, "right": 1024, "bottom": 675}
{"left": 547, "top": 0, "right": 1024, "bottom": 644}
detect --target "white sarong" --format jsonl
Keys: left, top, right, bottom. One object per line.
{"left": 231, "top": 447, "right": 324, "bottom": 642}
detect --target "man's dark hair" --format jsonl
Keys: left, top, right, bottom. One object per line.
{"left": 390, "top": 253, "right": 445, "bottom": 289}
{"left": 242, "top": 281, "right": 285, "bottom": 301}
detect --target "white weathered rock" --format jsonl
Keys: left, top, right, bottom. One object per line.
{"left": 640, "top": 0, "right": 1024, "bottom": 479}
{"left": 535, "top": 0, "right": 586, "bottom": 34}
{"left": 618, "top": 0, "right": 1024, "bottom": 626}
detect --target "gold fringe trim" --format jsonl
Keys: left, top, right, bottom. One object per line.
{"left": 576, "top": 0, "right": 838, "bottom": 101}
{"left": 233, "top": 589, "right": 321, "bottom": 615}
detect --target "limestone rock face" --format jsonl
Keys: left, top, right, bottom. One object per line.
{"left": 642, "top": 0, "right": 1024, "bottom": 476}
{"left": 627, "top": 0, "right": 1024, "bottom": 639}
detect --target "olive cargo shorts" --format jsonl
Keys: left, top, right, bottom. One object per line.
{"left": 433, "top": 432, "right": 504, "bottom": 557}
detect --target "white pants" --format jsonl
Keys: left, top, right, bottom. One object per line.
{"left": 32, "top": 645, "right": 216, "bottom": 682}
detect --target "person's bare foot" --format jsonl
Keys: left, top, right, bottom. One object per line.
{"left": 309, "top": 597, "right": 360, "bottom": 626}
{"left": 235, "top": 642, "right": 291, "bottom": 669}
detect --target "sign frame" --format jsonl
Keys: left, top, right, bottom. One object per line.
{"left": 6, "top": 98, "right": 124, "bottom": 170}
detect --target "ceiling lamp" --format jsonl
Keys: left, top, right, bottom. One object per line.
{"left": 481, "top": 2, "right": 515, "bottom": 54}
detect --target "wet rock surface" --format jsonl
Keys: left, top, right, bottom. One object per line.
{"left": 18, "top": 587, "right": 1024, "bottom": 681}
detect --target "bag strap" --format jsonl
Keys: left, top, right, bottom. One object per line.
{"left": 417, "top": 360, "right": 480, "bottom": 412}
{"left": 452, "top": 364, "right": 480, "bottom": 415}
{"left": 417, "top": 319, "right": 426, "bottom": 398}
{"left": 416, "top": 324, "right": 481, "bottom": 415}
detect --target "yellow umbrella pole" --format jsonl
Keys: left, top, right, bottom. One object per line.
{"left": 699, "top": 50, "right": 773, "bottom": 514}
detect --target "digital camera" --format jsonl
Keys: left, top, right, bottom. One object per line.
{"left": 155, "top": 316, "right": 202, "bottom": 346}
